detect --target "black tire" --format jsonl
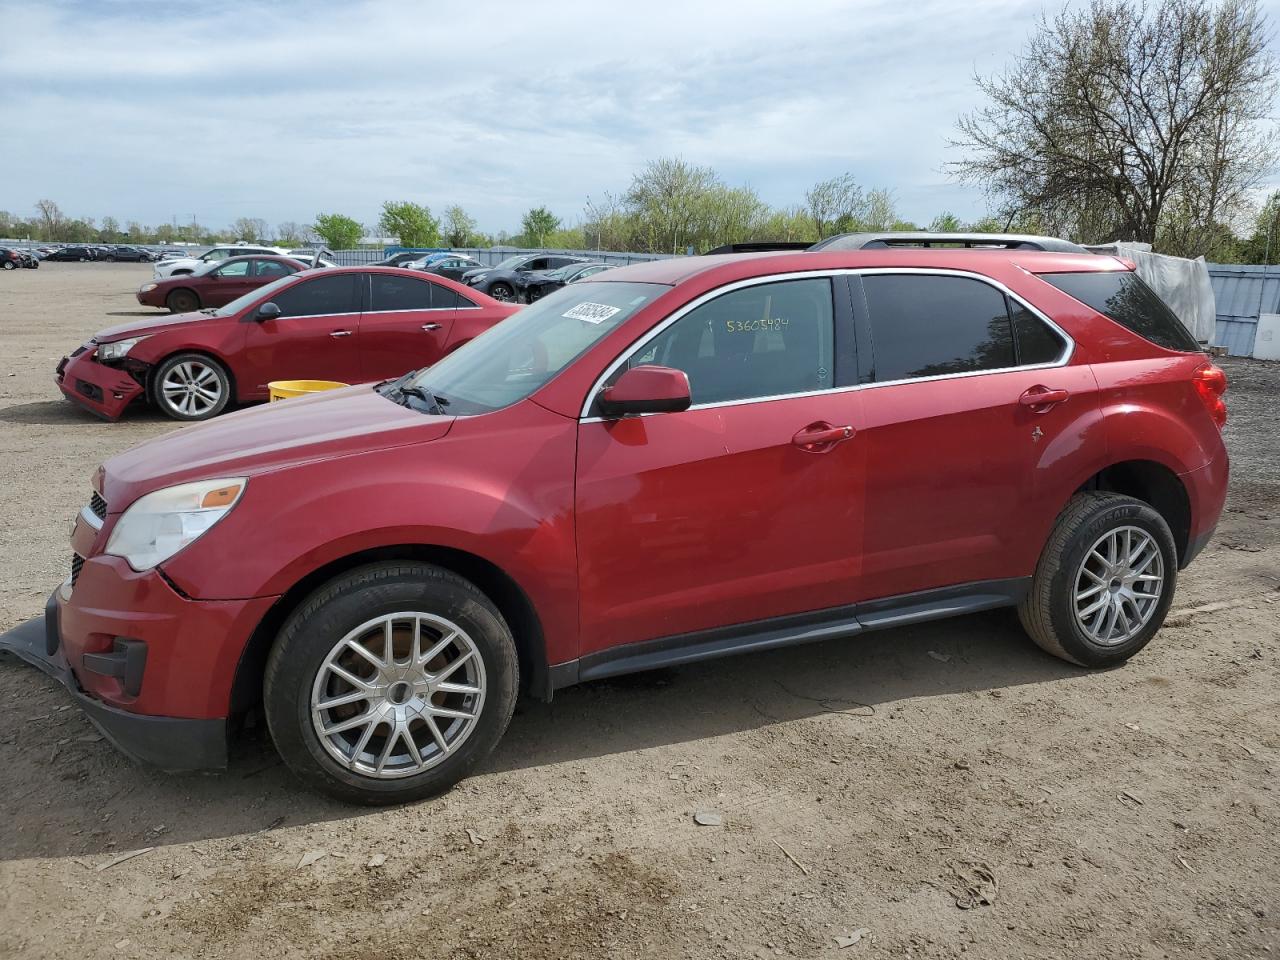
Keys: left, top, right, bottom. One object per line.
{"left": 488, "top": 281, "right": 515, "bottom": 302}
{"left": 263, "top": 562, "right": 519, "bottom": 805}
{"left": 1, "top": 261, "right": 14, "bottom": 270}
{"left": 150, "top": 352, "right": 232, "bottom": 420}
{"left": 166, "top": 288, "right": 200, "bottom": 313}
{"left": 1019, "top": 492, "right": 1178, "bottom": 668}
{"left": 104, "top": 255, "right": 117, "bottom": 262}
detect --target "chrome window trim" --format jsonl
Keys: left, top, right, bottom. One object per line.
{"left": 578, "top": 267, "right": 1075, "bottom": 421}
{"left": 79, "top": 505, "right": 103, "bottom": 531}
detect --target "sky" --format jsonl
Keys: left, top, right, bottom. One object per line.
{"left": 1, "top": 0, "right": 1277, "bottom": 236}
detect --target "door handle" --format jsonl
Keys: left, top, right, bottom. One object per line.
{"left": 329, "top": 329, "right": 352, "bottom": 338}
{"left": 421, "top": 323, "right": 442, "bottom": 331}
{"left": 792, "top": 422, "right": 855, "bottom": 452}
{"left": 1019, "top": 386, "right": 1070, "bottom": 409}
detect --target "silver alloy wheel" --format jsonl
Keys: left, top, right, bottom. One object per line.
{"left": 1073, "top": 525, "right": 1165, "bottom": 646}
{"left": 159, "top": 360, "right": 222, "bottom": 417}
{"left": 489, "top": 284, "right": 514, "bottom": 301}
{"left": 310, "top": 612, "right": 486, "bottom": 779}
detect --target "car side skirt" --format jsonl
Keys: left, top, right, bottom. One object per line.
{"left": 549, "top": 577, "right": 1031, "bottom": 693}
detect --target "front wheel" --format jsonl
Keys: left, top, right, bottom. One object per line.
{"left": 264, "top": 562, "right": 519, "bottom": 804}
{"left": 166, "top": 288, "right": 200, "bottom": 313}
{"left": 488, "top": 281, "right": 515, "bottom": 302}
{"left": 151, "top": 352, "right": 231, "bottom": 420}
{"left": 1019, "top": 492, "right": 1177, "bottom": 667}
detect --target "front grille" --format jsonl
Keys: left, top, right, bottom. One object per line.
{"left": 70, "top": 554, "right": 84, "bottom": 586}
{"left": 89, "top": 492, "right": 107, "bottom": 521}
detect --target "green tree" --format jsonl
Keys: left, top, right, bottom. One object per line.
{"left": 312, "top": 213, "right": 364, "bottom": 250}
{"left": 378, "top": 201, "right": 440, "bottom": 247}
{"left": 518, "top": 206, "right": 561, "bottom": 247}
{"left": 442, "top": 205, "right": 479, "bottom": 247}
{"left": 929, "top": 212, "right": 963, "bottom": 232}
{"left": 805, "top": 174, "right": 863, "bottom": 238}
{"left": 98, "top": 216, "right": 121, "bottom": 242}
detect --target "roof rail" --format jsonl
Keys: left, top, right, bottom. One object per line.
{"left": 808, "top": 232, "right": 1088, "bottom": 254}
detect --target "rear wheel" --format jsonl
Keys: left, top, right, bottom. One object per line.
{"left": 166, "top": 288, "right": 200, "bottom": 313}
{"left": 151, "top": 352, "right": 231, "bottom": 420}
{"left": 1019, "top": 493, "right": 1177, "bottom": 667}
{"left": 1, "top": 261, "right": 14, "bottom": 270}
{"left": 264, "top": 562, "right": 519, "bottom": 804}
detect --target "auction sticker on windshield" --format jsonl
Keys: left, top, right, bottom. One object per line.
{"left": 563, "top": 302, "right": 622, "bottom": 324}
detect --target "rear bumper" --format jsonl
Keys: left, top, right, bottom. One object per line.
{"left": 0, "top": 594, "right": 228, "bottom": 772}
{"left": 55, "top": 351, "right": 144, "bottom": 421}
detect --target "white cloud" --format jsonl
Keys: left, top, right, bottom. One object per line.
{"left": 2, "top": 0, "right": 1275, "bottom": 233}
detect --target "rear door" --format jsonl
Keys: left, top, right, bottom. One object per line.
{"left": 360, "top": 272, "right": 459, "bottom": 380}
{"left": 850, "top": 270, "right": 1100, "bottom": 601}
{"left": 239, "top": 272, "right": 363, "bottom": 395}
{"left": 575, "top": 275, "right": 866, "bottom": 655}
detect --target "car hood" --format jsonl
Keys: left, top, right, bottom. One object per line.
{"left": 101, "top": 384, "right": 455, "bottom": 510}
{"left": 460, "top": 268, "right": 490, "bottom": 281}
{"left": 158, "top": 256, "right": 199, "bottom": 267}
{"left": 94, "top": 311, "right": 212, "bottom": 342}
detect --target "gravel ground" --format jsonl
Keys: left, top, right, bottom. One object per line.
{"left": 1, "top": 263, "right": 1277, "bottom": 960}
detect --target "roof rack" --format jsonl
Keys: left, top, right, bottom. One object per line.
{"left": 808, "top": 232, "right": 1088, "bottom": 254}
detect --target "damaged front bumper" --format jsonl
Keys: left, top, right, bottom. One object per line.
{"left": 55, "top": 350, "right": 145, "bottom": 421}
{"left": 0, "top": 591, "right": 228, "bottom": 772}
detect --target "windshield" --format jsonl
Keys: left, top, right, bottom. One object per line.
{"left": 491, "top": 256, "right": 528, "bottom": 271}
{"left": 394, "top": 281, "right": 665, "bottom": 415}
{"left": 213, "top": 273, "right": 300, "bottom": 316}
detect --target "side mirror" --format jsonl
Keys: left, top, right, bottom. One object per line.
{"left": 256, "top": 302, "right": 282, "bottom": 322}
{"left": 598, "top": 365, "right": 691, "bottom": 417}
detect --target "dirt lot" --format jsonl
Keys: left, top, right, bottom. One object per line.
{"left": 0, "top": 263, "right": 1277, "bottom": 960}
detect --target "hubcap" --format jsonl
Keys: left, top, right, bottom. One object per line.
{"left": 1073, "top": 525, "right": 1164, "bottom": 646}
{"left": 310, "top": 612, "right": 486, "bottom": 779}
{"left": 160, "top": 360, "right": 221, "bottom": 416}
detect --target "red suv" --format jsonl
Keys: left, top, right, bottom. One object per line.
{"left": 8, "top": 242, "right": 1228, "bottom": 803}
{"left": 54, "top": 266, "right": 518, "bottom": 421}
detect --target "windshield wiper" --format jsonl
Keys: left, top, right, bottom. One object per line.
{"left": 400, "top": 385, "right": 448, "bottom": 415}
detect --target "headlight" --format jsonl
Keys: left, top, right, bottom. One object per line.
{"left": 105, "top": 477, "right": 246, "bottom": 570}
{"left": 97, "top": 336, "right": 148, "bottom": 362}
{"left": 139, "top": 282, "right": 158, "bottom": 293}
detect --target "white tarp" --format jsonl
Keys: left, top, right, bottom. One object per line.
{"left": 1095, "top": 242, "right": 1218, "bottom": 345}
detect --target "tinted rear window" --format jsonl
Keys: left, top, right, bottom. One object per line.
{"left": 1039, "top": 271, "right": 1199, "bottom": 352}
{"left": 863, "top": 274, "right": 1015, "bottom": 381}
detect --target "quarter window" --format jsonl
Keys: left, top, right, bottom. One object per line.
{"left": 863, "top": 275, "right": 1016, "bottom": 381}
{"left": 626, "top": 277, "right": 835, "bottom": 405}
{"left": 1038, "top": 271, "right": 1198, "bottom": 352}
{"left": 270, "top": 274, "right": 359, "bottom": 317}
{"left": 1010, "top": 302, "right": 1066, "bottom": 365}
{"left": 254, "top": 258, "right": 296, "bottom": 278}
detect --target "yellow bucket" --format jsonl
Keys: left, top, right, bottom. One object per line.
{"left": 268, "top": 379, "right": 349, "bottom": 402}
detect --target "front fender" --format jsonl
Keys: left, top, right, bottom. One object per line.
{"left": 160, "top": 401, "right": 581, "bottom": 664}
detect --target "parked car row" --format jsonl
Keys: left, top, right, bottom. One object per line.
{"left": 10, "top": 231, "right": 1230, "bottom": 806}
{"left": 40, "top": 244, "right": 161, "bottom": 262}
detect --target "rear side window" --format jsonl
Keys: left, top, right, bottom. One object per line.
{"left": 863, "top": 275, "right": 1015, "bottom": 381}
{"left": 370, "top": 273, "right": 435, "bottom": 311}
{"left": 1039, "top": 271, "right": 1199, "bottom": 351}
{"left": 271, "top": 274, "right": 359, "bottom": 317}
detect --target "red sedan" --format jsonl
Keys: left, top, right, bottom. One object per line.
{"left": 136, "top": 255, "right": 308, "bottom": 313}
{"left": 57, "top": 266, "right": 519, "bottom": 420}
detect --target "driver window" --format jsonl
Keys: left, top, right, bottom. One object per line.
{"left": 625, "top": 277, "right": 834, "bottom": 406}
{"left": 214, "top": 260, "right": 250, "bottom": 278}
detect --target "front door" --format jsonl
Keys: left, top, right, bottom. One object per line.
{"left": 575, "top": 275, "right": 864, "bottom": 656}
{"left": 360, "top": 272, "right": 459, "bottom": 381}
{"left": 239, "top": 272, "right": 363, "bottom": 397}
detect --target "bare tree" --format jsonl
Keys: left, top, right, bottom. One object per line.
{"left": 230, "top": 217, "right": 269, "bottom": 243}
{"left": 34, "top": 199, "right": 64, "bottom": 239}
{"left": 951, "top": 0, "right": 1277, "bottom": 253}
{"left": 805, "top": 174, "right": 863, "bottom": 238}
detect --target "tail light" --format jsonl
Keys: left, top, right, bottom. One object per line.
{"left": 1192, "top": 363, "right": 1228, "bottom": 429}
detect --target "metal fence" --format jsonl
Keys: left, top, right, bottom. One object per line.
{"left": 1207, "top": 263, "right": 1280, "bottom": 356}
